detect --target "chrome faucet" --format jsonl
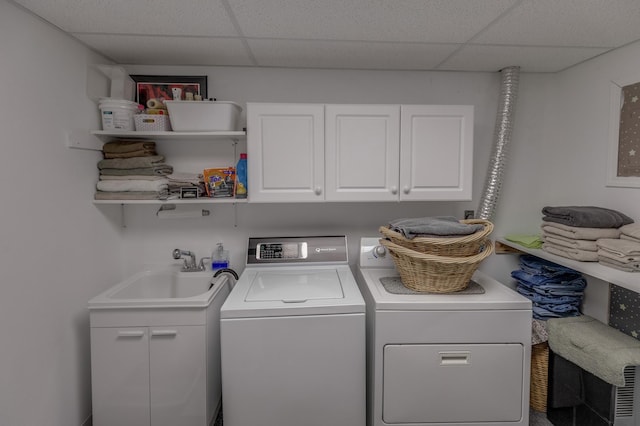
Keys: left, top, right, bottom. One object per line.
{"left": 172, "top": 248, "right": 203, "bottom": 272}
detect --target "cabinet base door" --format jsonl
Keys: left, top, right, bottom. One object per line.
{"left": 150, "top": 325, "right": 206, "bottom": 426}
{"left": 91, "top": 327, "right": 150, "bottom": 426}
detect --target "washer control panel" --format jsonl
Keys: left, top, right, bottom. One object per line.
{"left": 359, "top": 237, "right": 395, "bottom": 269}
{"left": 247, "top": 236, "right": 348, "bottom": 265}
{"left": 256, "top": 242, "right": 308, "bottom": 260}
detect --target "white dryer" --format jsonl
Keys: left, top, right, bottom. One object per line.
{"left": 356, "top": 238, "right": 532, "bottom": 426}
{"left": 220, "top": 236, "right": 366, "bottom": 426}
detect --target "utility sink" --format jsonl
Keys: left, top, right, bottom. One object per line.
{"left": 88, "top": 266, "right": 227, "bottom": 310}
{"left": 88, "top": 264, "right": 234, "bottom": 426}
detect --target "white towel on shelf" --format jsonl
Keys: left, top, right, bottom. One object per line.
{"left": 621, "top": 234, "right": 640, "bottom": 244}
{"left": 598, "top": 257, "right": 640, "bottom": 272}
{"left": 96, "top": 179, "right": 169, "bottom": 193}
{"left": 99, "top": 175, "right": 165, "bottom": 181}
{"left": 542, "top": 242, "right": 599, "bottom": 262}
{"left": 620, "top": 223, "right": 640, "bottom": 240}
{"left": 597, "top": 238, "right": 640, "bottom": 259}
{"left": 541, "top": 222, "right": 621, "bottom": 241}
{"left": 542, "top": 232, "right": 598, "bottom": 251}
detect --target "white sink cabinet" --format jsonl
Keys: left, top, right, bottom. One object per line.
{"left": 89, "top": 270, "right": 231, "bottom": 426}
{"left": 247, "top": 102, "right": 474, "bottom": 203}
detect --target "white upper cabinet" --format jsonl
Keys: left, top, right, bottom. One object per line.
{"left": 400, "top": 105, "right": 474, "bottom": 201}
{"left": 247, "top": 103, "right": 325, "bottom": 202}
{"left": 247, "top": 103, "right": 474, "bottom": 203}
{"left": 325, "top": 104, "right": 400, "bottom": 201}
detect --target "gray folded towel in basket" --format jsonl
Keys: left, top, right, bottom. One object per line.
{"left": 389, "top": 216, "right": 485, "bottom": 239}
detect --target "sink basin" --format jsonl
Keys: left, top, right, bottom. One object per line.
{"left": 88, "top": 266, "right": 228, "bottom": 309}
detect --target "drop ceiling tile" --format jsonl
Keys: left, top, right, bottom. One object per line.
{"left": 13, "top": 0, "right": 238, "bottom": 36}
{"left": 247, "top": 39, "right": 459, "bottom": 70}
{"left": 475, "top": 0, "right": 640, "bottom": 47}
{"left": 73, "top": 34, "right": 254, "bottom": 66}
{"left": 439, "top": 44, "right": 611, "bottom": 73}
{"left": 229, "top": 0, "right": 518, "bottom": 43}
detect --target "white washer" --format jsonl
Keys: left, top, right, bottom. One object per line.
{"left": 356, "top": 238, "right": 532, "bottom": 426}
{"left": 220, "top": 236, "right": 366, "bottom": 426}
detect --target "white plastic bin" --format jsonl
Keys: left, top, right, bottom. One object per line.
{"left": 164, "top": 100, "right": 242, "bottom": 131}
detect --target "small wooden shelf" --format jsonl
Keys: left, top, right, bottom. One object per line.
{"left": 497, "top": 237, "right": 639, "bottom": 293}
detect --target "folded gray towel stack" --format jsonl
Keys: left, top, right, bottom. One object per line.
{"left": 388, "top": 216, "right": 485, "bottom": 239}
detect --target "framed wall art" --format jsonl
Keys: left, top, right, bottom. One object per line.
{"left": 607, "top": 76, "right": 640, "bottom": 188}
{"left": 130, "top": 75, "right": 208, "bottom": 107}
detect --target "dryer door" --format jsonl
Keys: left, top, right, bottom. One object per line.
{"left": 383, "top": 343, "right": 524, "bottom": 423}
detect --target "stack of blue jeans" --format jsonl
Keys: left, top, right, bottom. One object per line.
{"left": 511, "top": 254, "right": 586, "bottom": 320}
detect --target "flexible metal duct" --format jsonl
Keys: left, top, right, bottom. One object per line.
{"left": 476, "top": 66, "right": 520, "bottom": 221}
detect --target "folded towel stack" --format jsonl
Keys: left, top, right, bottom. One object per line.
{"left": 511, "top": 254, "right": 586, "bottom": 321}
{"left": 102, "top": 140, "right": 157, "bottom": 159}
{"left": 96, "top": 142, "right": 173, "bottom": 200}
{"left": 541, "top": 206, "right": 634, "bottom": 262}
{"left": 596, "top": 224, "right": 640, "bottom": 272}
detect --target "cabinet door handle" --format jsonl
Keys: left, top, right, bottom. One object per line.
{"left": 314, "top": 186, "right": 322, "bottom": 196}
{"left": 151, "top": 330, "right": 178, "bottom": 337}
{"left": 403, "top": 186, "right": 410, "bottom": 194}
{"left": 439, "top": 351, "right": 470, "bottom": 365}
{"left": 390, "top": 186, "right": 398, "bottom": 195}
{"left": 117, "top": 330, "right": 145, "bottom": 338}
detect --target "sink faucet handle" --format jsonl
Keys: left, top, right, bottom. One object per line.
{"left": 198, "top": 257, "right": 211, "bottom": 271}
{"left": 173, "top": 248, "right": 191, "bottom": 259}
{"left": 172, "top": 248, "right": 197, "bottom": 270}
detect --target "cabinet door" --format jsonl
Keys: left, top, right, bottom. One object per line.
{"left": 247, "top": 103, "right": 325, "bottom": 202}
{"left": 400, "top": 105, "right": 474, "bottom": 200}
{"left": 91, "top": 328, "right": 150, "bottom": 426}
{"left": 149, "top": 326, "right": 206, "bottom": 426}
{"left": 325, "top": 104, "right": 400, "bottom": 201}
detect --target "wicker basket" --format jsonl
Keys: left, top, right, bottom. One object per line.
{"left": 530, "top": 342, "right": 549, "bottom": 412}
{"left": 379, "top": 219, "right": 494, "bottom": 257}
{"left": 379, "top": 238, "right": 494, "bottom": 293}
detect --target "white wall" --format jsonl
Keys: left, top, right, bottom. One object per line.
{"left": 0, "top": 1, "right": 122, "bottom": 425}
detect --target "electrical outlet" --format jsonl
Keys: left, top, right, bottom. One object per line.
{"left": 464, "top": 210, "right": 475, "bottom": 219}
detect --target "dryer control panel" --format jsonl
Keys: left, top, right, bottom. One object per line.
{"left": 247, "top": 236, "right": 348, "bottom": 265}
{"left": 359, "top": 237, "right": 395, "bottom": 268}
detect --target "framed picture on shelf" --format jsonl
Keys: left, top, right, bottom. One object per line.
{"left": 130, "top": 75, "right": 208, "bottom": 107}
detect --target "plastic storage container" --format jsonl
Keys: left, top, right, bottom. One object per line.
{"left": 236, "top": 153, "right": 248, "bottom": 199}
{"left": 99, "top": 98, "right": 139, "bottom": 131}
{"left": 134, "top": 114, "right": 172, "bottom": 131}
{"left": 211, "top": 243, "right": 230, "bottom": 271}
{"left": 164, "top": 100, "right": 242, "bottom": 131}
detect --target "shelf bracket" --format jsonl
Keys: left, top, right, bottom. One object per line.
{"left": 67, "top": 129, "right": 103, "bottom": 151}
{"left": 120, "top": 204, "right": 126, "bottom": 228}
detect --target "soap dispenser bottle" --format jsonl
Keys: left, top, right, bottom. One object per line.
{"left": 211, "top": 243, "right": 230, "bottom": 271}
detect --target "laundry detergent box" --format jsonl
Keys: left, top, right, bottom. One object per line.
{"left": 203, "top": 167, "right": 236, "bottom": 197}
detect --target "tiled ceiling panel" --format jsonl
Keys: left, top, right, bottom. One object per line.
{"left": 12, "top": 0, "right": 239, "bottom": 36}
{"left": 440, "top": 44, "right": 610, "bottom": 73}
{"left": 248, "top": 39, "right": 460, "bottom": 70}
{"left": 474, "top": 0, "right": 640, "bottom": 47}
{"left": 229, "top": 0, "right": 519, "bottom": 43}
{"left": 73, "top": 34, "right": 254, "bottom": 66}
{"left": 10, "top": 0, "right": 640, "bottom": 72}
